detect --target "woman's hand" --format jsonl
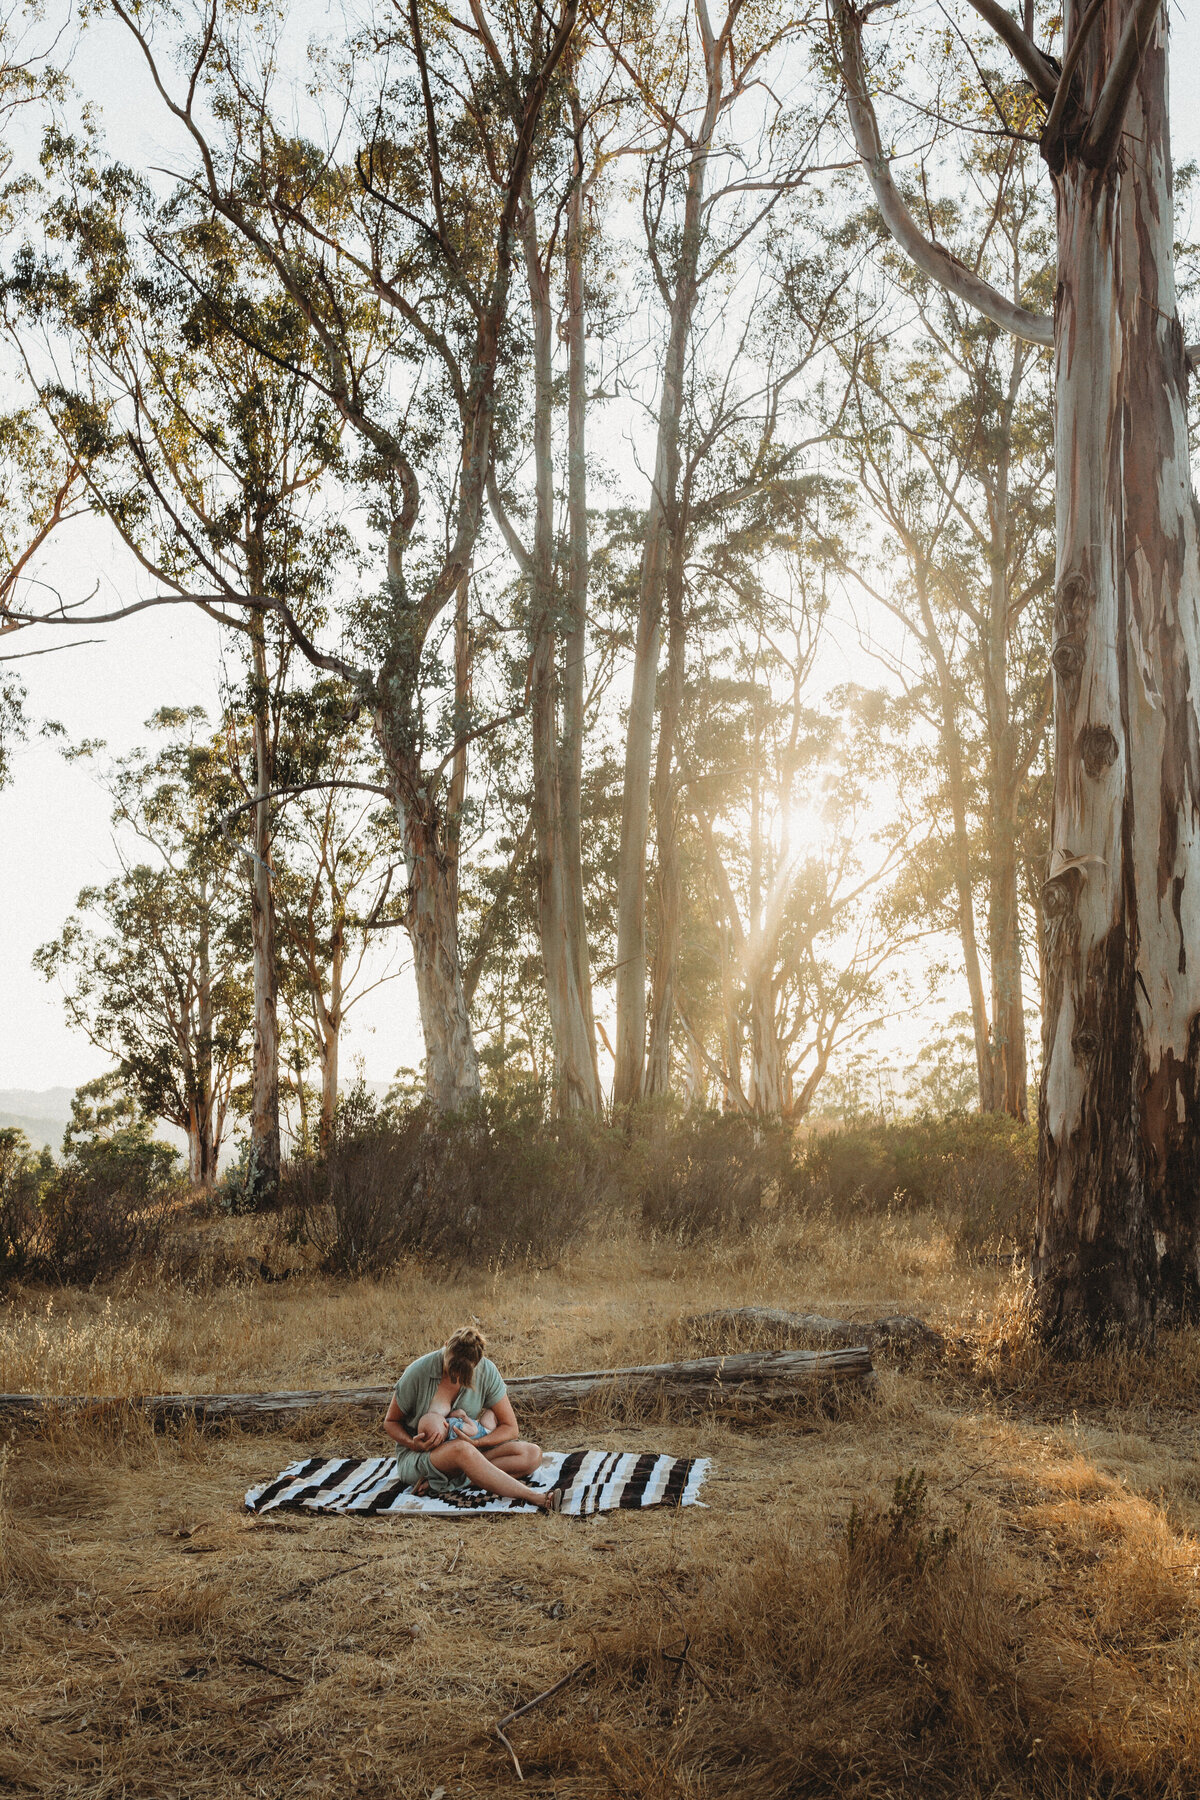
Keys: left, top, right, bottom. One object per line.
{"left": 414, "top": 1413, "right": 448, "bottom": 1450}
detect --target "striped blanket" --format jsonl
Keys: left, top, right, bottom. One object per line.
{"left": 245, "top": 1449, "right": 709, "bottom": 1518}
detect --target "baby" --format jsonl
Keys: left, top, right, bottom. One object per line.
{"left": 416, "top": 1397, "right": 497, "bottom": 1447}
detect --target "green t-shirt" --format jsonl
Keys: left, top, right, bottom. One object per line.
{"left": 392, "top": 1348, "right": 506, "bottom": 1434}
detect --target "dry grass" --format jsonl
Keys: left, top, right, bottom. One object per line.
{"left": 5, "top": 1207, "right": 1200, "bottom": 1797}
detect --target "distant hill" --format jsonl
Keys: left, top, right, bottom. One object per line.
{"left": 0, "top": 1112, "right": 66, "bottom": 1152}
{"left": 0, "top": 1078, "right": 397, "bottom": 1161}
{"left": 0, "top": 1087, "right": 188, "bottom": 1158}
{"left": 0, "top": 1088, "right": 76, "bottom": 1152}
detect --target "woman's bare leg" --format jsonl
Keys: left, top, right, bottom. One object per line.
{"left": 427, "top": 1439, "right": 551, "bottom": 1507}
{"left": 483, "top": 1440, "right": 543, "bottom": 1479}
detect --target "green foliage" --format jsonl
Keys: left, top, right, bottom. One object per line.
{"left": 61, "top": 1075, "right": 181, "bottom": 1199}
{"left": 34, "top": 713, "right": 251, "bottom": 1174}
{"left": 0, "top": 1128, "right": 51, "bottom": 1286}
{"left": 0, "top": 669, "right": 24, "bottom": 789}
{"left": 215, "top": 1141, "right": 268, "bottom": 1218}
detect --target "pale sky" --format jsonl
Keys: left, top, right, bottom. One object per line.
{"left": 2, "top": 4, "right": 1199, "bottom": 1097}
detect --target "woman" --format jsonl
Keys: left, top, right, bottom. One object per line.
{"left": 383, "top": 1325, "right": 559, "bottom": 1511}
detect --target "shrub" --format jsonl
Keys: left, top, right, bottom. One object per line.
{"left": 629, "top": 1108, "right": 788, "bottom": 1241}
{"left": 0, "top": 1129, "right": 48, "bottom": 1286}
{"left": 216, "top": 1140, "right": 273, "bottom": 1217}
{"left": 281, "top": 1082, "right": 607, "bottom": 1275}
{"left": 0, "top": 1081, "right": 183, "bottom": 1291}
{"left": 792, "top": 1111, "right": 1036, "bottom": 1259}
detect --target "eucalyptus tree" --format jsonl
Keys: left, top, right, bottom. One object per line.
{"left": 669, "top": 575, "right": 899, "bottom": 1117}
{"left": 638, "top": 246, "right": 862, "bottom": 1101}
{"left": 599, "top": 0, "right": 850, "bottom": 1106}
{"left": 831, "top": 0, "right": 1200, "bottom": 1336}
{"left": 0, "top": 11, "right": 91, "bottom": 776}
{"left": 10, "top": 145, "right": 349, "bottom": 1204}
{"left": 838, "top": 136, "right": 1055, "bottom": 1122}
{"left": 35, "top": 710, "right": 251, "bottom": 1184}
{"left": 82, "top": 0, "right": 580, "bottom": 1115}
{"left": 0, "top": 406, "right": 87, "bottom": 785}
{"left": 483, "top": 53, "right": 618, "bottom": 1113}
{"left": 268, "top": 686, "right": 407, "bottom": 1144}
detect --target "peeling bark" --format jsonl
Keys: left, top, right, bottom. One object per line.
{"left": 1035, "top": 0, "right": 1200, "bottom": 1337}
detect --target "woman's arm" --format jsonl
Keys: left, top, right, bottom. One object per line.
{"left": 383, "top": 1394, "right": 425, "bottom": 1451}
{"left": 469, "top": 1393, "right": 519, "bottom": 1450}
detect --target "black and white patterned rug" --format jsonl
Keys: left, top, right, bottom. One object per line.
{"left": 245, "top": 1449, "right": 710, "bottom": 1517}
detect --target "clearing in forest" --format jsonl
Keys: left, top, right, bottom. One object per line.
{"left": 5, "top": 1214, "right": 1200, "bottom": 1798}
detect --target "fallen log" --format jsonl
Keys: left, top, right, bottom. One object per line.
{"left": 0, "top": 1345, "right": 873, "bottom": 1427}
{"left": 689, "top": 1307, "right": 942, "bottom": 1352}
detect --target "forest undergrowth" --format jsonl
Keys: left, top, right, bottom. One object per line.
{"left": 5, "top": 1128, "right": 1200, "bottom": 1797}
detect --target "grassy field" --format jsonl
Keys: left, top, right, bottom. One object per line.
{"left": 5, "top": 1203, "right": 1200, "bottom": 1798}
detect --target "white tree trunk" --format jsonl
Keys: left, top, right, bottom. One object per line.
{"left": 612, "top": 37, "right": 724, "bottom": 1107}
{"left": 1035, "top": 0, "right": 1200, "bottom": 1335}
{"left": 521, "top": 199, "right": 603, "bottom": 1113}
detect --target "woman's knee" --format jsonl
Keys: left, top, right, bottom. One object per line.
{"left": 512, "top": 1440, "right": 542, "bottom": 1474}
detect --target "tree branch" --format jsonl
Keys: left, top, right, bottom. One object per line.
{"left": 960, "top": 0, "right": 1059, "bottom": 101}
{"left": 0, "top": 636, "right": 103, "bottom": 661}
{"left": 8, "top": 592, "right": 359, "bottom": 682}
{"left": 214, "top": 780, "right": 393, "bottom": 833}
{"left": 831, "top": 0, "right": 1053, "bottom": 347}
{"left": 1039, "top": 0, "right": 1107, "bottom": 153}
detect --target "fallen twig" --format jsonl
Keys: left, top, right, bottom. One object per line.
{"left": 661, "top": 1637, "right": 720, "bottom": 1701}
{"left": 495, "top": 1661, "right": 592, "bottom": 1781}
{"left": 235, "top": 1652, "right": 300, "bottom": 1686}
{"left": 272, "top": 1557, "right": 376, "bottom": 1606}
{"left": 445, "top": 1539, "right": 464, "bottom": 1574}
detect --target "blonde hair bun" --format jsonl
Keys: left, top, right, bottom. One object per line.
{"left": 445, "top": 1325, "right": 487, "bottom": 1383}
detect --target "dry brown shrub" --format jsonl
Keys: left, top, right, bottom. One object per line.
{"left": 560, "top": 1469, "right": 1040, "bottom": 1799}
{"left": 947, "top": 1273, "right": 1200, "bottom": 1414}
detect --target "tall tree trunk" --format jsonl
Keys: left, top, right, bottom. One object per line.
{"left": 521, "top": 201, "right": 602, "bottom": 1112}
{"left": 982, "top": 355, "right": 1029, "bottom": 1121}
{"left": 1035, "top": 0, "right": 1200, "bottom": 1337}
{"left": 989, "top": 803, "right": 1028, "bottom": 1118}
{"left": 913, "top": 562, "right": 997, "bottom": 1110}
{"left": 247, "top": 612, "right": 281, "bottom": 1202}
{"left": 317, "top": 911, "right": 344, "bottom": 1147}
{"left": 382, "top": 746, "right": 481, "bottom": 1113}
{"left": 747, "top": 969, "right": 785, "bottom": 1115}
{"left": 375, "top": 500, "right": 481, "bottom": 1110}
{"left": 446, "top": 569, "right": 471, "bottom": 923}
{"left": 645, "top": 550, "right": 687, "bottom": 1097}
{"left": 561, "top": 107, "right": 601, "bottom": 1107}
{"left": 192, "top": 877, "right": 217, "bottom": 1186}
{"left": 613, "top": 43, "right": 724, "bottom": 1107}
